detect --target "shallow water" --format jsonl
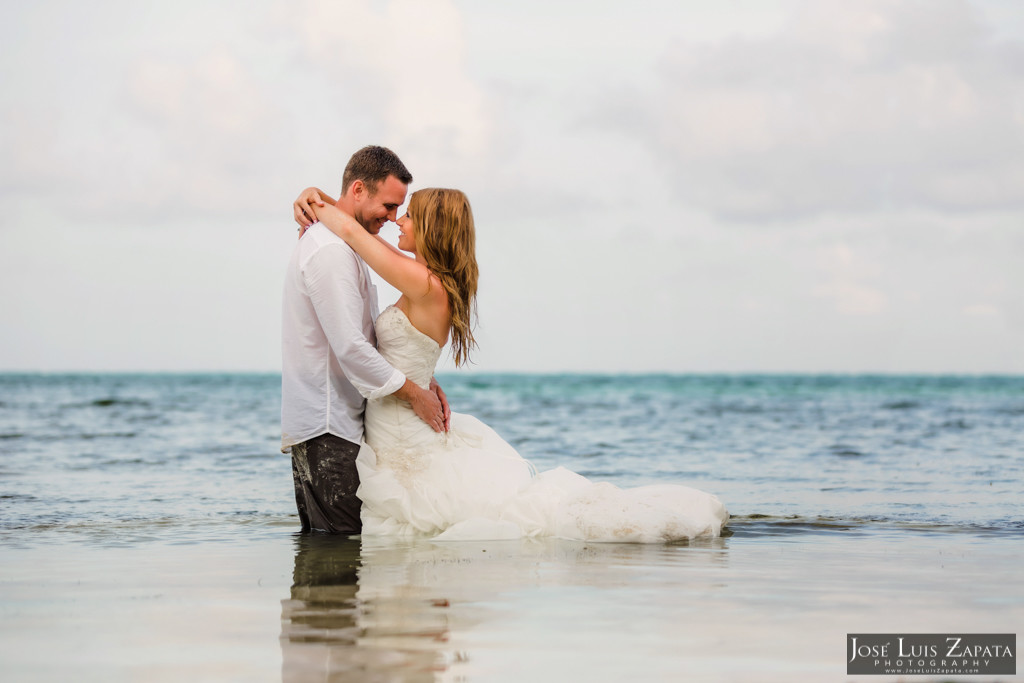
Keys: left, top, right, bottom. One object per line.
{"left": 0, "top": 373, "right": 1021, "bottom": 681}
{"left": 3, "top": 372, "right": 1022, "bottom": 541}
{"left": 1, "top": 527, "right": 1019, "bottom": 682}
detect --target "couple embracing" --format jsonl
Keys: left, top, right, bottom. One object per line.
{"left": 281, "top": 145, "right": 727, "bottom": 543}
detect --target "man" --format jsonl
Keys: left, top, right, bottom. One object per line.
{"left": 281, "top": 145, "right": 448, "bottom": 534}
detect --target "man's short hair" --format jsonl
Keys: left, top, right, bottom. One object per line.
{"left": 341, "top": 145, "right": 413, "bottom": 196}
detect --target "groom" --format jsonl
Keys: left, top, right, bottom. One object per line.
{"left": 281, "top": 145, "right": 448, "bottom": 535}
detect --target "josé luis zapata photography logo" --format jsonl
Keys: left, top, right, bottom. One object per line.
{"left": 847, "top": 633, "right": 1016, "bottom": 676}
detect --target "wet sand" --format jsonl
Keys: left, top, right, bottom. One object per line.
{"left": 1, "top": 524, "right": 1020, "bottom": 682}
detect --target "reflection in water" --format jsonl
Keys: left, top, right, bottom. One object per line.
{"left": 281, "top": 534, "right": 452, "bottom": 682}
{"left": 280, "top": 535, "right": 360, "bottom": 681}
{"left": 282, "top": 536, "right": 450, "bottom": 679}
{"left": 281, "top": 534, "right": 729, "bottom": 682}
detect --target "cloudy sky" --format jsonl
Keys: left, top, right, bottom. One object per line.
{"left": 1, "top": 0, "right": 1022, "bottom": 373}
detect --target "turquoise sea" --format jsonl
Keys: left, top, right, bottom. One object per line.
{"left": 1, "top": 373, "right": 1021, "bottom": 681}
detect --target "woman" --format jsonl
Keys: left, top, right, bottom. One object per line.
{"left": 293, "top": 187, "right": 728, "bottom": 542}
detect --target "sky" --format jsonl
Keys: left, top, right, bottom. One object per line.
{"left": 1, "top": 0, "right": 1022, "bottom": 374}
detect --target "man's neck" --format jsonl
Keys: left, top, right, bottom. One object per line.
{"left": 335, "top": 193, "right": 356, "bottom": 215}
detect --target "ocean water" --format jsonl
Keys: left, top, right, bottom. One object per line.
{"left": 1, "top": 373, "right": 1022, "bottom": 682}
{"left": 2, "top": 372, "right": 1021, "bottom": 543}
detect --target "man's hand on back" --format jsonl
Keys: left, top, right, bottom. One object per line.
{"left": 430, "top": 377, "right": 451, "bottom": 432}
{"left": 394, "top": 379, "right": 446, "bottom": 433}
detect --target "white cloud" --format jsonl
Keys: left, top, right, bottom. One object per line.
{"left": 619, "top": 0, "right": 1024, "bottom": 221}
{"left": 0, "top": 2, "right": 300, "bottom": 224}
{"left": 1, "top": 0, "right": 1021, "bottom": 373}
{"left": 963, "top": 303, "right": 1001, "bottom": 317}
{"left": 812, "top": 244, "right": 889, "bottom": 315}
{"left": 288, "top": 0, "right": 492, "bottom": 181}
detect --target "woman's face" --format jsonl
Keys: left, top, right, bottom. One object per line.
{"left": 396, "top": 211, "right": 417, "bottom": 253}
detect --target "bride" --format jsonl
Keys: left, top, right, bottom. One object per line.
{"left": 293, "top": 187, "right": 728, "bottom": 542}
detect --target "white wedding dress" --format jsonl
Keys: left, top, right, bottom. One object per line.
{"left": 356, "top": 306, "right": 729, "bottom": 542}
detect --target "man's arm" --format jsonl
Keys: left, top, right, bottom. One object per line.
{"left": 304, "top": 243, "right": 445, "bottom": 431}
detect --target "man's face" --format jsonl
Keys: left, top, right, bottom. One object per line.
{"left": 353, "top": 175, "right": 408, "bottom": 235}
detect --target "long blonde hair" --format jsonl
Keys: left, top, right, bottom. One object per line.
{"left": 408, "top": 188, "right": 478, "bottom": 366}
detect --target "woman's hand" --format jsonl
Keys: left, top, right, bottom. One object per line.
{"left": 293, "top": 187, "right": 331, "bottom": 237}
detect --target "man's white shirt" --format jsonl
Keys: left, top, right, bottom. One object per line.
{"left": 281, "top": 223, "right": 405, "bottom": 451}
